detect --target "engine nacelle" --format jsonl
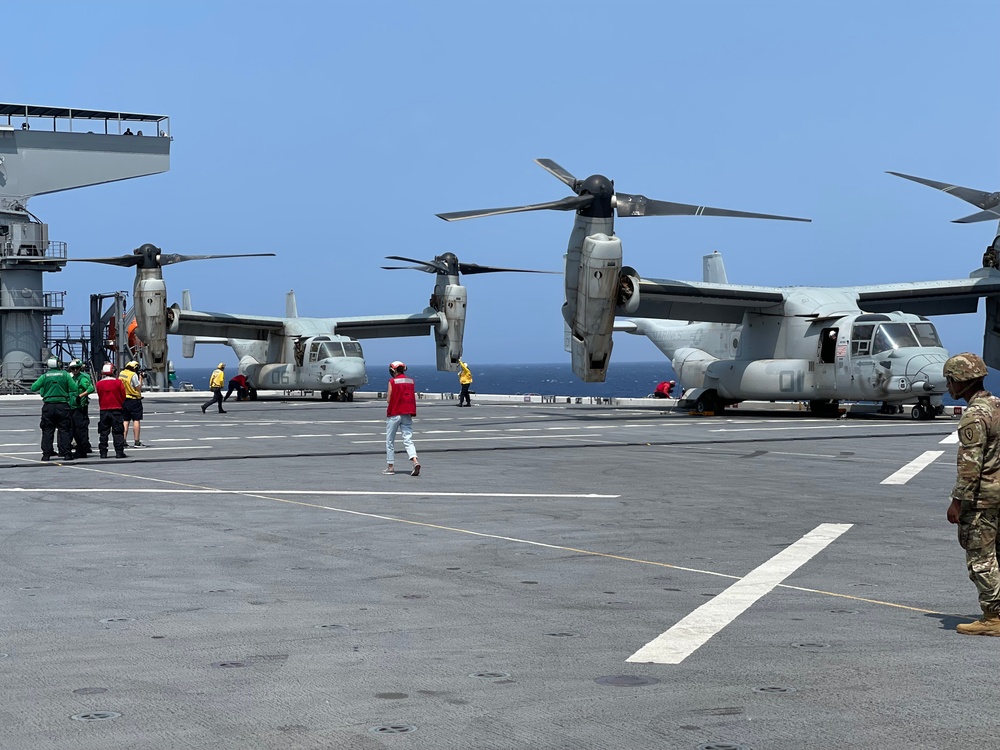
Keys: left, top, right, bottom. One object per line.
{"left": 672, "top": 347, "right": 719, "bottom": 389}
{"left": 434, "top": 283, "right": 466, "bottom": 372}
{"left": 134, "top": 274, "right": 167, "bottom": 366}
{"left": 567, "top": 233, "right": 622, "bottom": 382}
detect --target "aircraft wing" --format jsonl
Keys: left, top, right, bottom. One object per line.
{"left": 168, "top": 306, "right": 287, "bottom": 340}
{"left": 331, "top": 311, "right": 444, "bottom": 340}
{"left": 853, "top": 268, "right": 1000, "bottom": 316}
{"left": 624, "top": 277, "right": 786, "bottom": 323}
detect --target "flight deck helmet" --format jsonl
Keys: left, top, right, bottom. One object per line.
{"left": 390, "top": 360, "right": 406, "bottom": 375}
{"left": 943, "top": 352, "right": 988, "bottom": 382}
{"left": 46, "top": 357, "right": 58, "bottom": 369}
{"left": 217, "top": 363, "right": 226, "bottom": 370}
{"left": 125, "top": 360, "right": 139, "bottom": 370}
{"left": 101, "top": 363, "right": 115, "bottom": 376}
{"left": 68, "top": 359, "right": 82, "bottom": 370}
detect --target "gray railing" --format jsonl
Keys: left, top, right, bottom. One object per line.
{"left": 0, "top": 289, "right": 65, "bottom": 309}
{"left": 0, "top": 240, "right": 67, "bottom": 260}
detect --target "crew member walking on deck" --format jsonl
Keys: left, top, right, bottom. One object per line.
{"left": 68, "top": 359, "right": 95, "bottom": 458}
{"left": 120, "top": 360, "right": 145, "bottom": 447}
{"left": 384, "top": 360, "right": 420, "bottom": 476}
{"left": 944, "top": 352, "right": 1000, "bottom": 636}
{"left": 458, "top": 359, "right": 473, "bottom": 407}
{"left": 30, "top": 357, "right": 78, "bottom": 461}
{"left": 96, "top": 362, "right": 128, "bottom": 458}
{"left": 202, "top": 363, "right": 227, "bottom": 414}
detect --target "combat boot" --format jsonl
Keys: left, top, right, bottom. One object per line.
{"left": 957, "top": 612, "right": 1000, "bottom": 636}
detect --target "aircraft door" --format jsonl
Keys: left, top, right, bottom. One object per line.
{"left": 815, "top": 327, "right": 839, "bottom": 394}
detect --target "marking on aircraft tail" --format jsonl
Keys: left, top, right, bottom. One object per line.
{"left": 626, "top": 523, "right": 852, "bottom": 665}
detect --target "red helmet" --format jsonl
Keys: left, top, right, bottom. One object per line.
{"left": 101, "top": 363, "right": 115, "bottom": 376}
{"left": 389, "top": 360, "right": 406, "bottom": 374}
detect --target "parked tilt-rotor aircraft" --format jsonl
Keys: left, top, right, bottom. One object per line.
{"left": 173, "top": 253, "right": 550, "bottom": 400}
{"left": 438, "top": 160, "right": 1000, "bottom": 418}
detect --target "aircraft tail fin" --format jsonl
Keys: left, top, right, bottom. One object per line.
{"left": 703, "top": 251, "right": 729, "bottom": 284}
{"left": 286, "top": 290, "right": 298, "bottom": 318}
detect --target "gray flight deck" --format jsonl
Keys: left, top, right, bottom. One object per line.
{"left": 0, "top": 392, "right": 988, "bottom": 749}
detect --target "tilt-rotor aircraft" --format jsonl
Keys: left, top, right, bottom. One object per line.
{"left": 173, "top": 253, "right": 549, "bottom": 401}
{"left": 438, "top": 159, "right": 1000, "bottom": 419}
{"left": 32, "top": 243, "right": 275, "bottom": 391}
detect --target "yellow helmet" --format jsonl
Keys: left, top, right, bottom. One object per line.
{"left": 126, "top": 360, "right": 139, "bottom": 370}
{"left": 217, "top": 362, "right": 226, "bottom": 369}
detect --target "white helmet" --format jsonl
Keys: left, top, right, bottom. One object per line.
{"left": 46, "top": 357, "right": 58, "bottom": 369}
{"left": 389, "top": 360, "right": 406, "bottom": 374}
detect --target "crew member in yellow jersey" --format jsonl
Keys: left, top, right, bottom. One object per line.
{"left": 202, "top": 363, "right": 227, "bottom": 414}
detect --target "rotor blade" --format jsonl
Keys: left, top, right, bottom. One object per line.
{"left": 887, "top": 171, "right": 993, "bottom": 207}
{"left": 158, "top": 252, "right": 276, "bottom": 266}
{"left": 456, "top": 263, "right": 560, "bottom": 275}
{"left": 384, "top": 255, "right": 448, "bottom": 273}
{"left": 436, "top": 194, "right": 593, "bottom": 222}
{"left": 615, "top": 193, "right": 811, "bottom": 222}
{"left": 66, "top": 256, "right": 141, "bottom": 267}
{"left": 381, "top": 265, "right": 438, "bottom": 273}
{"left": 953, "top": 208, "right": 1000, "bottom": 224}
{"left": 534, "top": 158, "right": 578, "bottom": 189}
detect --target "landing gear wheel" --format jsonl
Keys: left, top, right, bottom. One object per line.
{"left": 248, "top": 388, "right": 258, "bottom": 401}
{"left": 910, "top": 404, "right": 925, "bottom": 420}
{"left": 346, "top": 390, "right": 354, "bottom": 402}
{"left": 321, "top": 391, "right": 330, "bottom": 402}
{"left": 695, "top": 396, "right": 715, "bottom": 414}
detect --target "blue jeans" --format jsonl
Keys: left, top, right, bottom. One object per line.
{"left": 386, "top": 414, "right": 417, "bottom": 465}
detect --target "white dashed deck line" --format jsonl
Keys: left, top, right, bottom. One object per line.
{"left": 626, "top": 523, "right": 853, "bottom": 665}
{"left": 880, "top": 450, "right": 945, "bottom": 485}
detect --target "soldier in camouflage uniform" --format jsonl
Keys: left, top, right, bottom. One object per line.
{"left": 944, "top": 352, "right": 1000, "bottom": 636}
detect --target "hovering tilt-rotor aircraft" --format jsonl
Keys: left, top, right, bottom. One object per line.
{"left": 174, "top": 253, "right": 549, "bottom": 401}
{"left": 438, "top": 160, "right": 1000, "bottom": 418}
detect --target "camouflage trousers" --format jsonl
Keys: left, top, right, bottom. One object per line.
{"left": 958, "top": 506, "right": 1000, "bottom": 614}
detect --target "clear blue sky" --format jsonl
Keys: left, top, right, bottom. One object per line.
{"left": 5, "top": 1, "right": 999, "bottom": 369}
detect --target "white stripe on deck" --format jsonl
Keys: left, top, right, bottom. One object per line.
{"left": 940, "top": 432, "right": 958, "bottom": 444}
{"left": 0, "top": 488, "right": 618, "bottom": 499}
{"left": 880, "top": 451, "right": 945, "bottom": 485}
{"left": 626, "top": 523, "right": 852, "bottom": 665}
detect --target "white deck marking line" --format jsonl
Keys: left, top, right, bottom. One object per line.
{"left": 710, "top": 423, "right": 924, "bottom": 433}
{"left": 352, "top": 434, "right": 597, "bottom": 444}
{"left": 0, "top": 488, "right": 618, "bottom": 499}
{"left": 880, "top": 450, "right": 945, "bottom": 485}
{"left": 0, "top": 446, "right": 207, "bottom": 456}
{"left": 0, "top": 476, "right": 936, "bottom": 615}
{"left": 626, "top": 523, "right": 853, "bottom": 665}
{"left": 940, "top": 432, "right": 959, "bottom": 444}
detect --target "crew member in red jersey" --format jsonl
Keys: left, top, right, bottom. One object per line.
{"left": 95, "top": 362, "right": 128, "bottom": 459}
{"left": 384, "top": 360, "right": 420, "bottom": 476}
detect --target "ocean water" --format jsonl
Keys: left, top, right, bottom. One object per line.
{"left": 174, "top": 360, "right": 977, "bottom": 405}
{"left": 173, "top": 362, "right": 678, "bottom": 398}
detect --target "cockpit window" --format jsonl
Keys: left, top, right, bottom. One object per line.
{"left": 343, "top": 341, "right": 363, "bottom": 358}
{"left": 311, "top": 342, "right": 346, "bottom": 360}
{"left": 911, "top": 322, "right": 942, "bottom": 347}
{"left": 872, "top": 323, "right": 919, "bottom": 354}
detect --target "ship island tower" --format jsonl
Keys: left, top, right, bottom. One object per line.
{"left": 0, "top": 103, "right": 169, "bottom": 390}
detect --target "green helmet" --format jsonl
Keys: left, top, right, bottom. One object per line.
{"left": 69, "top": 359, "right": 83, "bottom": 370}
{"left": 943, "top": 352, "right": 988, "bottom": 382}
